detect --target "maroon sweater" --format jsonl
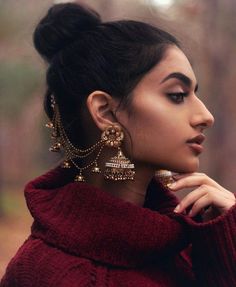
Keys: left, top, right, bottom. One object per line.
{"left": 1, "top": 166, "right": 236, "bottom": 286}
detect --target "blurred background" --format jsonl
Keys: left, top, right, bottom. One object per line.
{"left": 0, "top": 0, "right": 236, "bottom": 277}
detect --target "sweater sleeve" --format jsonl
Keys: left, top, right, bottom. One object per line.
{"left": 187, "top": 203, "right": 236, "bottom": 287}
{"left": 144, "top": 178, "right": 180, "bottom": 214}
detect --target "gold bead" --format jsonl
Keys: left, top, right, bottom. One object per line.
{"left": 74, "top": 174, "right": 85, "bottom": 182}
{"left": 61, "top": 160, "right": 71, "bottom": 169}
{"left": 45, "top": 122, "right": 54, "bottom": 128}
{"left": 91, "top": 166, "right": 101, "bottom": 173}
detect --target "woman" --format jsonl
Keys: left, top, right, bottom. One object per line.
{"left": 1, "top": 3, "right": 236, "bottom": 287}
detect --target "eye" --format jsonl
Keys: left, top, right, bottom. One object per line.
{"left": 167, "top": 92, "right": 188, "bottom": 104}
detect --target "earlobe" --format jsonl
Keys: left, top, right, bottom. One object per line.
{"left": 86, "top": 91, "right": 118, "bottom": 131}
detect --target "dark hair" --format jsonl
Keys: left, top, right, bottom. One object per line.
{"left": 33, "top": 3, "right": 179, "bottom": 146}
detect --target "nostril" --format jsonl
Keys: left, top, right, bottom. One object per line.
{"left": 198, "top": 123, "right": 208, "bottom": 131}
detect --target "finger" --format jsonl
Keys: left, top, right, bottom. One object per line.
{"left": 174, "top": 185, "right": 208, "bottom": 213}
{"left": 174, "top": 186, "right": 235, "bottom": 215}
{"left": 172, "top": 172, "right": 196, "bottom": 179}
{"left": 169, "top": 174, "right": 219, "bottom": 191}
{"left": 207, "top": 190, "right": 236, "bottom": 211}
{"left": 188, "top": 194, "right": 212, "bottom": 217}
{"left": 172, "top": 172, "right": 200, "bottom": 179}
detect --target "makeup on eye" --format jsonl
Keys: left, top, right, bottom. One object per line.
{"left": 162, "top": 78, "right": 199, "bottom": 104}
{"left": 166, "top": 91, "right": 188, "bottom": 104}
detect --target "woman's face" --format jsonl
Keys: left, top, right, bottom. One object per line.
{"left": 117, "top": 46, "right": 214, "bottom": 173}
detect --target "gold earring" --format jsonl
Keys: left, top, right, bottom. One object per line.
{"left": 46, "top": 95, "right": 134, "bottom": 182}
{"left": 46, "top": 95, "right": 105, "bottom": 182}
{"left": 101, "top": 125, "right": 135, "bottom": 181}
{"left": 46, "top": 95, "right": 63, "bottom": 153}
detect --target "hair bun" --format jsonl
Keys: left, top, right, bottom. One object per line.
{"left": 33, "top": 3, "right": 101, "bottom": 62}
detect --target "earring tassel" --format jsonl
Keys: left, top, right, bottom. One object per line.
{"left": 61, "top": 160, "right": 71, "bottom": 169}
{"left": 74, "top": 172, "right": 85, "bottom": 182}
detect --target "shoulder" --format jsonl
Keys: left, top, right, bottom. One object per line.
{"left": 1, "top": 236, "right": 94, "bottom": 287}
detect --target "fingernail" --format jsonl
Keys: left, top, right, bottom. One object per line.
{"left": 188, "top": 209, "right": 193, "bottom": 217}
{"left": 174, "top": 204, "right": 180, "bottom": 213}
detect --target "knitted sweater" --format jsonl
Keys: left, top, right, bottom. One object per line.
{"left": 1, "top": 166, "right": 236, "bottom": 287}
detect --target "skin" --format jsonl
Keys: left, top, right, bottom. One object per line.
{"left": 86, "top": 46, "right": 235, "bottom": 220}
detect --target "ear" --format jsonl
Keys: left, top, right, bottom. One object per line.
{"left": 86, "top": 91, "right": 119, "bottom": 131}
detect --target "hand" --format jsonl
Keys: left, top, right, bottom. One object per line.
{"left": 168, "top": 172, "right": 236, "bottom": 220}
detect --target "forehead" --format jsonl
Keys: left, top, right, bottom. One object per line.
{"left": 141, "top": 46, "right": 197, "bottom": 86}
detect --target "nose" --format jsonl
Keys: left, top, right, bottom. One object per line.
{"left": 190, "top": 97, "right": 214, "bottom": 130}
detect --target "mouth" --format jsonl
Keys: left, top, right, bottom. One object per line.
{"left": 186, "top": 134, "right": 205, "bottom": 154}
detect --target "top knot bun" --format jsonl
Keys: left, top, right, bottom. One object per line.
{"left": 33, "top": 3, "right": 101, "bottom": 62}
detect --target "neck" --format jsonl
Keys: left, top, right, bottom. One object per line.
{"left": 85, "top": 161, "right": 155, "bottom": 207}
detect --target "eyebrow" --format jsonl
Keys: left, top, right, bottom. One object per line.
{"left": 160, "top": 72, "right": 198, "bottom": 92}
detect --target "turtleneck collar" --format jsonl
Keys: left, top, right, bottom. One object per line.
{"left": 24, "top": 166, "right": 189, "bottom": 268}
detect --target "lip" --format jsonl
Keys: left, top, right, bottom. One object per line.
{"left": 187, "top": 142, "right": 204, "bottom": 154}
{"left": 187, "top": 134, "right": 206, "bottom": 144}
{"left": 186, "top": 134, "right": 205, "bottom": 154}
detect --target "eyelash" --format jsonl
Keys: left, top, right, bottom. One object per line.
{"left": 167, "top": 92, "right": 188, "bottom": 104}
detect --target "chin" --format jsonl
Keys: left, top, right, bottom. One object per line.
{"left": 168, "top": 159, "right": 200, "bottom": 174}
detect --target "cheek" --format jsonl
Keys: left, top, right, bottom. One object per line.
{"left": 122, "top": 102, "right": 198, "bottom": 172}
{"left": 129, "top": 99, "right": 180, "bottom": 140}
{"left": 125, "top": 104, "right": 181, "bottom": 158}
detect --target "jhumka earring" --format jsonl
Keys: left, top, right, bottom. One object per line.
{"left": 45, "top": 95, "right": 135, "bottom": 182}
{"left": 101, "top": 125, "right": 135, "bottom": 181}
{"left": 155, "top": 170, "right": 175, "bottom": 188}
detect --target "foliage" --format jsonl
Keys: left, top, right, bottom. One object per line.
{"left": 0, "top": 61, "right": 43, "bottom": 119}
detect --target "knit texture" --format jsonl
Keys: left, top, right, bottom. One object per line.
{"left": 1, "top": 166, "right": 236, "bottom": 286}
